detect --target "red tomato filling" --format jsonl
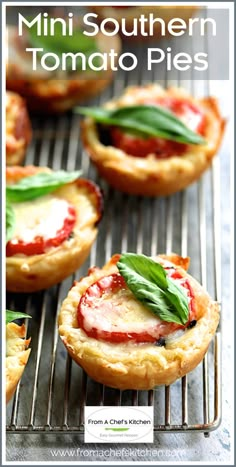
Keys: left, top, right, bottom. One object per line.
{"left": 110, "top": 97, "right": 206, "bottom": 158}
{"left": 6, "top": 205, "right": 76, "bottom": 257}
{"left": 78, "top": 267, "right": 196, "bottom": 344}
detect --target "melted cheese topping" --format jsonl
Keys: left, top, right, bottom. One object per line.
{"left": 180, "top": 108, "right": 203, "bottom": 133}
{"left": 81, "top": 270, "right": 190, "bottom": 338}
{"left": 11, "top": 195, "right": 71, "bottom": 244}
{"left": 83, "top": 285, "right": 162, "bottom": 335}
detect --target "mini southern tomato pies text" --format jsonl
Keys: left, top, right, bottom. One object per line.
{"left": 6, "top": 91, "right": 32, "bottom": 166}
{"left": 6, "top": 166, "right": 103, "bottom": 293}
{"left": 88, "top": 6, "right": 198, "bottom": 40}
{"left": 6, "top": 322, "right": 31, "bottom": 404}
{"left": 81, "top": 84, "right": 225, "bottom": 196}
{"left": 6, "top": 25, "right": 121, "bottom": 113}
{"left": 58, "top": 253, "right": 219, "bottom": 390}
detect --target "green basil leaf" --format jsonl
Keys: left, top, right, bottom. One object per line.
{"left": 27, "top": 19, "right": 99, "bottom": 71}
{"left": 6, "top": 170, "right": 81, "bottom": 203}
{"left": 6, "top": 201, "right": 15, "bottom": 243}
{"left": 117, "top": 253, "right": 189, "bottom": 326}
{"left": 76, "top": 105, "right": 206, "bottom": 145}
{"left": 28, "top": 18, "right": 97, "bottom": 53}
{"left": 6, "top": 310, "right": 31, "bottom": 325}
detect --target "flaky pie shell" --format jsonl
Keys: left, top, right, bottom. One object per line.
{"left": 58, "top": 254, "right": 220, "bottom": 390}
{"left": 6, "top": 27, "right": 121, "bottom": 113}
{"left": 81, "top": 84, "right": 225, "bottom": 196}
{"left": 6, "top": 166, "right": 103, "bottom": 292}
{"left": 6, "top": 322, "right": 31, "bottom": 404}
{"left": 6, "top": 91, "right": 32, "bottom": 166}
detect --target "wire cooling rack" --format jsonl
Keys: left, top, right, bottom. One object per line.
{"left": 6, "top": 8, "right": 223, "bottom": 438}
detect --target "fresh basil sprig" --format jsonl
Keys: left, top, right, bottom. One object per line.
{"left": 27, "top": 19, "right": 99, "bottom": 71}
{"left": 76, "top": 105, "right": 206, "bottom": 145}
{"left": 28, "top": 21, "right": 97, "bottom": 54}
{"left": 6, "top": 310, "right": 31, "bottom": 325}
{"left": 117, "top": 253, "right": 189, "bottom": 326}
{"left": 6, "top": 170, "right": 81, "bottom": 203}
{"left": 6, "top": 200, "right": 15, "bottom": 243}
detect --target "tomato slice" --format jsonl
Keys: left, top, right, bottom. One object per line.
{"left": 6, "top": 205, "right": 76, "bottom": 257}
{"left": 78, "top": 269, "right": 195, "bottom": 344}
{"left": 111, "top": 97, "right": 206, "bottom": 159}
{"left": 152, "top": 97, "right": 206, "bottom": 136}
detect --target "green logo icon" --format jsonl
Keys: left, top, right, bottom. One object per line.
{"left": 104, "top": 427, "right": 130, "bottom": 432}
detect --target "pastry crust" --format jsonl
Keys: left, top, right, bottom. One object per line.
{"left": 6, "top": 322, "right": 31, "bottom": 404}
{"left": 6, "top": 26, "right": 121, "bottom": 113}
{"left": 6, "top": 91, "right": 32, "bottom": 166}
{"left": 58, "top": 254, "right": 220, "bottom": 390}
{"left": 88, "top": 6, "right": 199, "bottom": 40}
{"left": 6, "top": 166, "right": 103, "bottom": 292}
{"left": 81, "top": 84, "right": 225, "bottom": 196}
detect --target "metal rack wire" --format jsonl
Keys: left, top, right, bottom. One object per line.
{"left": 6, "top": 14, "right": 222, "bottom": 437}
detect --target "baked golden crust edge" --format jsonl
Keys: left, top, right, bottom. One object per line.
{"left": 6, "top": 322, "right": 31, "bottom": 404}
{"left": 81, "top": 84, "right": 225, "bottom": 196}
{"left": 58, "top": 254, "right": 220, "bottom": 390}
{"left": 6, "top": 91, "right": 32, "bottom": 166}
{"left": 6, "top": 28, "right": 121, "bottom": 113}
{"left": 6, "top": 166, "right": 103, "bottom": 292}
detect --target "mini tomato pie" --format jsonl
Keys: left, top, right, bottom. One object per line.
{"left": 6, "top": 311, "right": 31, "bottom": 404}
{"left": 80, "top": 84, "right": 225, "bottom": 196}
{"left": 6, "top": 166, "right": 103, "bottom": 292}
{"left": 6, "top": 91, "right": 32, "bottom": 166}
{"left": 58, "top": 253, "right": 219, "bottom": 390}
{"left": 6, "top": 23, "right": 121, "bottom": 113}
